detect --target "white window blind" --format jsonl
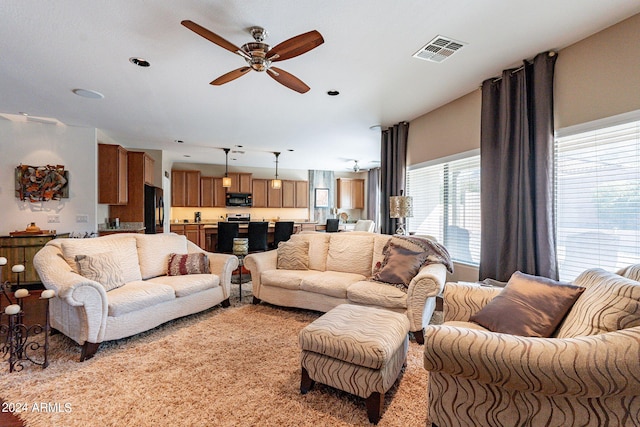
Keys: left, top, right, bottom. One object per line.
{"left": 555, "top": 118, "right": 640, "bottom": 281}
{"left": 407, "top": 154, "right": 480, "bottom": 265}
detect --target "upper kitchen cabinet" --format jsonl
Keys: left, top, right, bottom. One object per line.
{"left": 337, "top": 178, "right": 365, "bottom": 209}
{"left": 109, "top": 151, "right": 154, "bottom": 222}
{"left": 295, "top": 180, "right": 309, "bottom": 208}
{"left": 227, "top": 172, "right": 252, "bottom": 193}
{"left": 98, "top": 143, "right": 128, "bottom": 205}
{"left": 251, "top": 179, "right": 269, "bottom": 208}
{"left": 282, "top": 180, "right": 309, "bottom": 208}
{"left": 172, "top": 170, "right": 201, "bottom": 207}
{"left": 200, "top": 176, "right": 226, "bottom": 208}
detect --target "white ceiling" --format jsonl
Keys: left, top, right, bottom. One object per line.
{"left": 1, "top": 1, "right": 639, "bottom": 172}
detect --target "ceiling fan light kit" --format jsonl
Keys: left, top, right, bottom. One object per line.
{"left": 181, "top": 20, "right": 324, "bottom": 93}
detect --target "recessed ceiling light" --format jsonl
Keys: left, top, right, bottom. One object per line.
{"left": 235, "top": 145, "right": 243, "bottom": 148}
{"left": 72, "top": 88, "right": 104, "bottom": 99}
{"left": 327, "top": 90, "right": 340, "bottom": 96}
{"left": 184, "top": 154, "right": 191, "bottom": 158}
{"left": 129, "top": 57, "right": 150, "bottom": 67}
{"left": 287, "top": 149, "right": 294, "bottom": 152}
{"left": 175, "top": 139, "right": 184, "bottom": 144}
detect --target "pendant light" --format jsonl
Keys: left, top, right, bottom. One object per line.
{"left": 222, "top": 148, "right": 232, "bottom": 188}
{"left": 271, "top": 151, "right": 282, "bottom": 189}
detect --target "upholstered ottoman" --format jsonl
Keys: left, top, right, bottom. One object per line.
{"left": 298, "top": 304, "right": 410, "bottom": 424}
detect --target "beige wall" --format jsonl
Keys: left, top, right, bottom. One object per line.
{"left": 406, "top": 13, "right": 640, "bottom": 281}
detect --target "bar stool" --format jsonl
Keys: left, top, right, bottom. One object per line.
{"left": 216, "top": 222, "right": 239, "bottom": 253}
{"left": 326, "top": 218, "right": 340, "bottom": 233}
{"left": 247, "top": 221, "right": 269, "bottom": 252}
{"left": 272, "top": 221, "right": 295, "bottom": 249}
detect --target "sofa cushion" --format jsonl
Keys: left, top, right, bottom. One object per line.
{"left": 277, "top": 239, "right": 309, "bottom": 270}
{"left": 347, "top": 280, "right": 407, "bottom": 309}
{"left": 167, "top": 252, "right": 210, "bottom": 276}
{"left": 290, "top": 233, "right": 330, "bottom": 271}
{"left": 135, "top": 234, "right": 189, "bottom": 279}
{"left": 469, "top": 271, "right": 584, "bottom": 337}
{"left": 616, "top": 264, "right": 640, "bottom": 282}
{"left": 106, "top": 281, "right": 175, "bottom": 317}
{"left": 147, "top": 274, "right": 219, "bottom": 298}
{"left": 372, "top": 243, "right": 428, "bottom": 287}
{"left": 75, "top": 252, "right": 125, "bottom": 292}
{"left": 326, "top": 234, "right": 374, "bottom": 277}
{"left": 61, "top": 236, "right": 142, "bottom": 283}
{"left": 300, "top": 271, "right": 366, "bottom": 299}
{"left": 556, "top": 268, "right": 640, "bottom": 338}
{"left": 261, "top": 269, "right": 321, "bottom": 290}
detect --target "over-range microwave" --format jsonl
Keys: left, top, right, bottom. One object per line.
{"left": 226, "top": 192, "right": 252, "bottom": 207}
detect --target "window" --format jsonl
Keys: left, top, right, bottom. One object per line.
{"left": 406, "top": 151, "right": 480, "bottom": 265}
{"left": 555, "top": 114, "right": 640, "bottom": 281}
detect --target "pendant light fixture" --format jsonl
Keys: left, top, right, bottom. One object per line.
{"left": 271, "top": 151, "right": 282, "bottom": 189}
{"left": 222, "top": 148, "right": 232, "bottom": 188}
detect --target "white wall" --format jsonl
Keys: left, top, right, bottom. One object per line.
{"left": 0, "top": 119, "right": 97, "bottom": 235}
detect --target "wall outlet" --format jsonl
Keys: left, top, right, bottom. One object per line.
{"left": 47, "top": 215, "right": 60, "bottom": 223}
{"left": 76, "top": 214, "right": 88, "bottom": 223}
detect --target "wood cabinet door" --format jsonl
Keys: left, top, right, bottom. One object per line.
{"left": 184, "top": 225, "right": 200, "bottom": 247}
{"left": 200, "top": 177, "right": 214, "bottom": 207}
{"left": 185, "top": 171, "right": 201, "bottom": 207}
{"left": 295, "top": 180, "right": 309, "bottom": 208}
{"left": 170, "top": 224, "right": 185, "bottom": 235}
{"left": 213, "top": 177, "right": 227, "bottom": 207}
{"left": 268, "top": 184, "right": 282, "bottom": 208}
{"left": 352, "top": 179, "right": 365, "bottom": 209}
{"left": 252, "top": 179, "right": 268, "bottom": 208}
{"left": 281, "top": 180, "right": 296, "bottom": 208}
{"left": 98, "top": 144, "right": 128, "bottom": 205}
{"left": 337, "top": 178, "right": 353, "bottom": 208}
{"left": 239, "top": 173, "right": 252, "bottom": 193}
{"left": 143, "top": 154, "right": 155, "bottom": 186}
{"left": 171, "top": 170, "right": 187, "bottom": 207}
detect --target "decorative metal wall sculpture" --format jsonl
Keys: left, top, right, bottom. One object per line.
{"left": 15, "top": 164, "right": 69, "bottom": 202}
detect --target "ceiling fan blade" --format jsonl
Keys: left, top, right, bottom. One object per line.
{"left": 181, "top": 20, "right": 243, "bottom": 55}
{"left": 267, "top": 67, "right": 310, "bottom": 93}
{"left": 267, "top": 30, "right": 324, "bottom": 62}
{"left": 210, "top": 67, "right": 251, "bottom": 85}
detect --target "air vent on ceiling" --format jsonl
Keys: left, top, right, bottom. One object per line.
{"left": 413, "top": 35, "right": 467, "bottom": 63}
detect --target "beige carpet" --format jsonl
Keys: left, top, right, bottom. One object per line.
{"left": 1, "top": 283, "right": 435, "bottom": 426}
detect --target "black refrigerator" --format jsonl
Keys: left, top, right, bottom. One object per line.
{"left": 144, "top": 185, "right": 164, "bottom": 234}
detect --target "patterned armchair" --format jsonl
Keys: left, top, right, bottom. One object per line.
{"left": 423, "top": 266, "right": 640, "bottom": 427}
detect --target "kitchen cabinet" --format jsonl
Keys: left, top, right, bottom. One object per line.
{"left": 109, "top": 151, "right": 155, "bottom": 222}
{"left": 144, "top": 154, "right": 154, "bottom": 185}
{"left": 170, "top": 224, "right": 203, "bottom": 248}
{"left": 98, "top": 143, "right": 128, "bottom": 205}
{"left": 281, "top": 180, "right": 309, "bottom": 208}
{"left": 295, "top": 180, "right": 309, "bottom": 208}
{"left": 227, "top": 172, "right": 252, "bottom": 193}
{"left": 172, "top": 170, "right": 201, "bottom": 207}
{"left": 251, "top": 179, "right": 269, "bottom": 208}
{"left": 200, "top": 177, "right": 227, "bottom": 208}
{"left": 267, "top": 184, "right": 282, "bottom": 208}
{"left": 0, "top": 233, "right": 68, "bottom": 286}
{"left": 337, "top": 178, "right": 365, "bottom": 209}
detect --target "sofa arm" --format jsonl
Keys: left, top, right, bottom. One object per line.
{"left": 204, "top": 252, "right": 239, "bottom": 300}
{"left": 243, "top": 250, "right": 278, "bottom": 296}
{"left": 406, "top": 263, "right": 447, "bottom": 331}
{"left": 423, "top": 324, "right": 640, "bottom": 398}
{"left": 443, "top": 282, "right": 503, "bottom": 322}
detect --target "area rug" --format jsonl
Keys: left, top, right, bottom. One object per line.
{"left": 1, "top": 284, "right": 433, "bottom": 426}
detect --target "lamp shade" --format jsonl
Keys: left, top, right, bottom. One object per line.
{"left": 389, "top": 196, "right": 413, "bottom": 218}
{"left": 222, "top": 176, "right": 232, "bottom": 188}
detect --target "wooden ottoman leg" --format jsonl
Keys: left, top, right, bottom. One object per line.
{"left": 365, "top": 392, "right": 384, "bottom": 424}
{"left": 300, "top": 367, "right": 315, "bottom": 394}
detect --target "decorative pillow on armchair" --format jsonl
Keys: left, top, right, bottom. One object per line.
{"left": 167, "top": 253, "right": 210, "bottom": 276}
{"left": 469, "top": 271, "right": 585, "bottom": 337}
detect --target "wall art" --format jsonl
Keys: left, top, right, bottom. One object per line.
{"left": 15, "top": 164, "right": 69, "bottom": 202}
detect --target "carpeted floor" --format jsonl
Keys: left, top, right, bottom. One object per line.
{"left": 1, "top": 282, "right": 439, "bottom": 426}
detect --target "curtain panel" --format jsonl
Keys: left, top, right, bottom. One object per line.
{"left": 479, "top": 52, "right": 558, "bottom": 281}
{"left": 380, "top": 122, "right": 409, "bottom": 235}
{"left": 367, "top": 167, "right": 380, "bottom": 232}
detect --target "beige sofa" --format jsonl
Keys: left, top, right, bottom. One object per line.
{"left": 33, "top": 233, "right": 238, "bottom": 360}
{"left": 244, "top": 231, "right": 450, "bottom": 343}
{"left": 423, "top": 265, "right": 640, "bottom": 427}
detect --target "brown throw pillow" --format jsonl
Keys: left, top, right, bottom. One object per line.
{"left": 372, "top": 243, "right": 428, "bottom": 286}
{"left": 277, "top": 240, "right": 309, "bottom": 270}
{"left": 75, "top": 252, "right": 125, "bottom": 291}
{"left": 167, "top": 253, "right": 210, "bottom": 276}
{"left": 469, "top": 271, "right": 585, "bottom": 337}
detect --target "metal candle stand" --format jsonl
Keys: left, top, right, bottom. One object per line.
{"left": 232, "top": 238, "right": 249, "bottom": 301}
{"left": 0, "top": 257, "right": 55, "bottom": 372}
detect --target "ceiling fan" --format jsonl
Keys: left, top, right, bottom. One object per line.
{"left": 181, "top": 20, "right": 324, "bottom": 93}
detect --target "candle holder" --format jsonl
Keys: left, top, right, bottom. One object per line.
{"left": 232, "top": 238, "right": 249, "bottom": 301}
{"left": 0, "top": 260, "right": 54, "bottom": 372}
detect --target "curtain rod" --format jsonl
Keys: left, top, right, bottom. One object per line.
{"left": 483, "top": 51, "right": 557, "bottom": 86}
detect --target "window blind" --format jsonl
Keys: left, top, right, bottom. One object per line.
{"left": 407, "top": 154, "right": 480, "bottom": 265}
{"left": 555, "top": 119, "right": 640, "bottom": 281}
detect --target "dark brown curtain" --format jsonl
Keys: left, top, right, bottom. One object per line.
{"left": 380, "top": 122, "right": 409, "bottom": 235}
{"left": 367, "top": 167, "right": 380, "bottom": 231}
{"left": 479, "top": 52, "right": 558, "bottom": 281}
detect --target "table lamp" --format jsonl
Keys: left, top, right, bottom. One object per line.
{"left": 389, "top": 190, "right": 413, "bottom": 235}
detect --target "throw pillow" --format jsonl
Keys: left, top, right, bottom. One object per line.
{"left": 75, "top": 252, "right": 125, "bottom": 292}
{"left": 372, "top": 243, "right": 428, "bottom": 287}
{"left": 469, "top": 271, "right": 585, "bottom": 337}
{"left": 277, "top": 240, "right": 310, "bottom": 270}
{"left": 167, "top": 253, "right": 210, "bottom": 276}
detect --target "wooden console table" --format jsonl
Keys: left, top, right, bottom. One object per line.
{"left": 0, "top": 233, "right": 68, "bottom": 287}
